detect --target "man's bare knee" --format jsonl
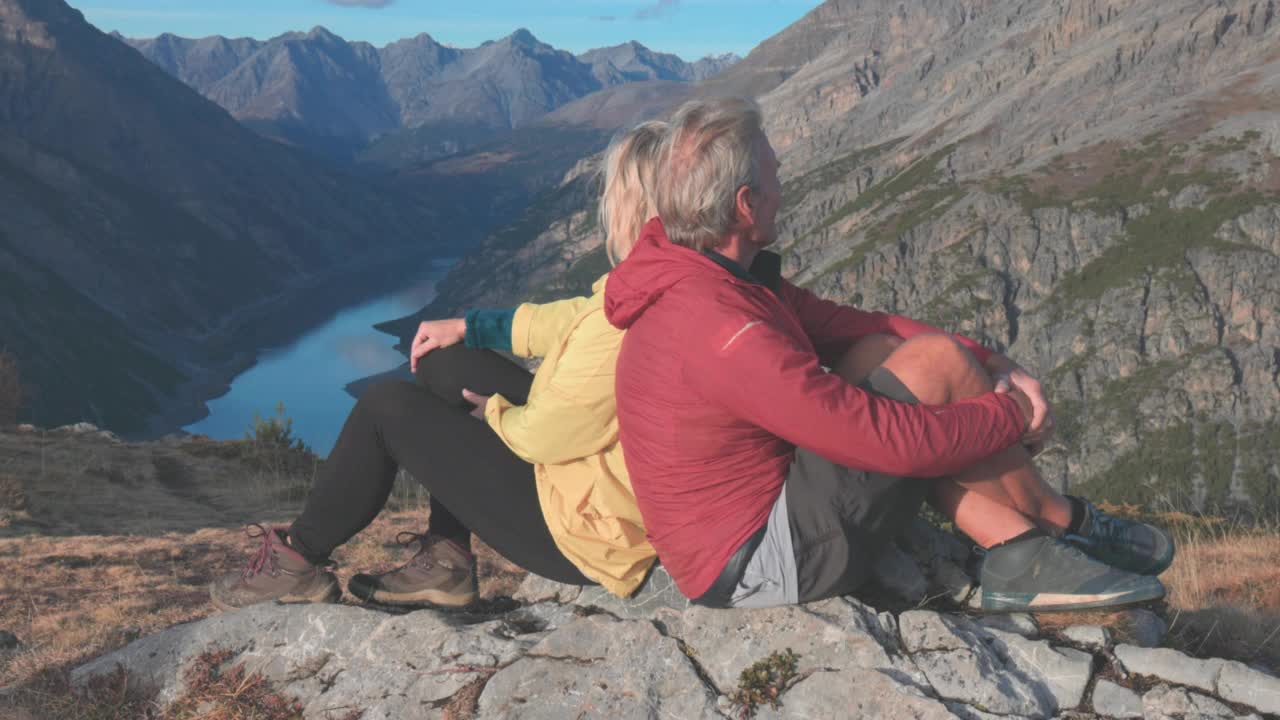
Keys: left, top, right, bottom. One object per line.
{"left": 834, "top": 334, "right": 903, "bottom": 384}
{"left": 880, "top": 334, "right": 991, "bottom": 403}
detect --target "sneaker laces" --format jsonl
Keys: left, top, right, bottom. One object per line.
{"left": 1067, "top": 503, "right": 1135, "bottom": 551}
{"left": 243, "top": 523, "right": 281, "bottom": 579}
{"left": 1091, "top": 510, "right": 1134, "bottom": 544}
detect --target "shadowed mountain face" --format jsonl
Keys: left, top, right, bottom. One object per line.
{"left": 422, "top": 0, "right": 1280, "bottom": 515}
{"left": 124, "top": 29, "right": 739, "bottom": 163}
{"left": 0, "top": 0, "right": 441, "bottom": 433}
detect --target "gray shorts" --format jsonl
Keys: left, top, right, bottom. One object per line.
{"left": 727, "top": 367, "right": 928, "bottom": 608}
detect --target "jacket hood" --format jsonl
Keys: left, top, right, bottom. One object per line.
{"left": 605, "top": 217, "right": 726, "bottom": 329}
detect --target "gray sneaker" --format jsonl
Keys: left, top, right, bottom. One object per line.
{"left": 347, "top": 533, "right": 478, "bottom": 608}
{"left": 209, "top": 525, "right": 341, "bottom": 611}
{"left": 1064, "top": 497, "right": 1175, "bottom": 575}
{"left": 980, "top": 534, "right": 1165, "bottom": 613}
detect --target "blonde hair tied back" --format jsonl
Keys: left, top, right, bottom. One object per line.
{"left": 599, "top": 120, "right": 668, "bottom": 266}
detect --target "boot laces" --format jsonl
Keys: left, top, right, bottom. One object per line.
{"left": 243, "top": 523, "right": 281, "bottom": 579}
{"left": 397, "top": 532, "right": 436, "bottom": 570}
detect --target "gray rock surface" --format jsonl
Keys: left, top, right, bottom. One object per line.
{"left": 982, "top": 628, "right": 1094, "bottom": 712}
{"left": 1216, "top": 660, "right": 1280, "bottom": 716}
{"left": 71, "top": 593, "right": 1280, "bottom": 719}
{"left": 512, "top": 565, "right": 690, "bottom": 620}
{"left": 754, "top": 669, "right": 957, "bottom": 720}
{"left": 511, "top": 574, "right": 582, "bottom": 605}
{"left": 899, "top": 610, "right": 1059, "bottom": 718}
{"left": 976, "top": 614, "right": 1039, "bottom": 639}
{"left": 1061, "top": 625, "right": 1111, "bottom": 651}
{"left": 1091, "top": 679, "right": 1142, "bottom": 718}
{"left": 667, "top": 599, "right": 917, "bottom": 693}
{"left": 571, "top": 566, "right": 692, "bottom": 619}
{"left": 477, "top": 614, "right": 723, "bottom": 719}
{"left": 1114, "top": 645, "right": 1226, "bottom": 694}
{"left": 1141, "top": 683, "right": 1238, "bottom": 718}
{"left": 72, "top": 603, "right": 535, "bottom": 719}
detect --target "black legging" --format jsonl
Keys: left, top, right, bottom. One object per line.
{"left": 288, "top": 345, "right": 595, "bottom": 586}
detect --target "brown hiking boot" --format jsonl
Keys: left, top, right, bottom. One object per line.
{"left": 347, "top": 533, "right": 478, "bottom": 608}
{"left": 209, "top": 524, "right": 341, "bottom": 611}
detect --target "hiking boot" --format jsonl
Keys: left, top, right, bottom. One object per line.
{"left": 209, "top": 525, "right": 341, "bottom": 611}
{"left": 347, "top": 533, "right": 478, "bottom": 608}
{"left": 1064, "top": 497, "right": 1175, "bottom": 575}
{"left": 980, "top": 534, "right": 1165, "bottom": 613}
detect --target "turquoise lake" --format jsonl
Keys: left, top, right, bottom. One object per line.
{"left": 184, "top": 260, "right": 453, "bottom": 455}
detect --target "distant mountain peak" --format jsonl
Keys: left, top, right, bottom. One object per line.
{"left": 507, "top": 28, "right": 539, "bottom": 46}
{"left": 306, "top": 25, "right": 341, "bottom": 42}
{"left": 400, "top": 32, "right": 438, "bottom": 46}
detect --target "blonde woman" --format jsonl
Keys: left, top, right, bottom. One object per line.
{"left": 211, "top": 122, "right": 666, "bottom": 609}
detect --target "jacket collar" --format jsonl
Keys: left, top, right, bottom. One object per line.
{"left": 701, "top": 249, "right": 782, "bottom": 292}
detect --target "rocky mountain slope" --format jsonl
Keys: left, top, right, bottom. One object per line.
{"left": 124, "top": 28, "right": 738, "bottom": 162}
{"left": 421, "top": 0, "right": 1280, "bottom": 516}
{"left": 0, "top": 0, "right": 441, "bottom": 434}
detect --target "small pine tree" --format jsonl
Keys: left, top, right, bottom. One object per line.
{"left": 245, "top": 402, "right": 315, "bottom": 475}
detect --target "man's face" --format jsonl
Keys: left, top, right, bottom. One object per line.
{"left": 749, "top": 132, "right": 782, "bottom": 248}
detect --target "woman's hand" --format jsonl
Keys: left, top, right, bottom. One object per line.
{"left": 410, "top": 318, "right": 466, "bottom": 372}
{"left": 461, "top": 388, "right": 491, "bottom": 420}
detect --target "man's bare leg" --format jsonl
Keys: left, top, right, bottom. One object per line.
{"left": 832, "top": 334, "right": 1168, "bottom": 612}
{"left": 833, "top": 334, "right": 1073, "bottom": 547}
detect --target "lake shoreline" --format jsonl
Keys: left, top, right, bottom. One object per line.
{"left": 135, "top": 251, "right": 455, "bottom": 447}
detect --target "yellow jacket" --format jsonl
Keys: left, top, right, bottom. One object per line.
{"left": 483, "top": 275, "right": 654, "bottom": 596}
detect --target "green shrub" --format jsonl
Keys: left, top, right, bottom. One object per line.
{"left": 245, "top": 402, "right": 316, "bottom": 476}
{"left": 728, "top": 648, "right": 801, "bottom": 718}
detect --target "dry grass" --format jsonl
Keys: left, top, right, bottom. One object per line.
{"left": 0, "top": 351, "right": 20, "bottom": 428}
{"left": 1161, "top": 520, "right": 1280, "bottom": 673}
{"left": 0, "top": 429, "right": 525, "bottom": 719}
{"left": 9, "top": 648, "right": 344, "bottom": 720}
{"left": 1036, "top": 504, "right": 1280, "bottom": 674}
{"left": 0, "top": 510, "right": 525, "bottom": 692}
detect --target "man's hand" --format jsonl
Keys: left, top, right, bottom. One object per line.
{"left": 461, "top": 388, "right": 490, "bottom": 420}
{"left": 411, "top": 318, "right": 466, "bottom": 372}
{"left": 988, "top": 354, "right": 1054, "bottom": 450}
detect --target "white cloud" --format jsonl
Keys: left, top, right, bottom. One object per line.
{"left": 634, "top": 0, "right": 679, "bottom": 20}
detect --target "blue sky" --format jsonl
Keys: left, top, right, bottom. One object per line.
{"left": 80, "top": 0, "right": 823, "bottom": 60}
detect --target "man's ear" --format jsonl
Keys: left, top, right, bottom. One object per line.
{"left": 734, "top": 184, "right": 755, "bottom": 226}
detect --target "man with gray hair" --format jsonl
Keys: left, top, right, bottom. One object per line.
{"left": 603, "top": 97, "right": 1173, "bottom": 612}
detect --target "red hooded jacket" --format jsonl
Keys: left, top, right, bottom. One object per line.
{"left": 605, "top": 219, "right": 1027, "bottom": 599}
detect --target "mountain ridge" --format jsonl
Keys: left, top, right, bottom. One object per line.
{"left": 0, "top": 0, "right": 443, "bottom": 433}
{"left": 123, "top": 26, "right": 740, "bottom": 162}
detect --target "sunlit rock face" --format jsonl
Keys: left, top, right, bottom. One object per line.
{"left": 432, "top": 0, "right": 1280, "bottom": 515}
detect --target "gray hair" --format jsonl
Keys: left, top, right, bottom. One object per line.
{"left": 655, "top": 97, "right": 764, "bottom": 252}
{"left": 598, "top": 120, "right": 668, "bottom": 266}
